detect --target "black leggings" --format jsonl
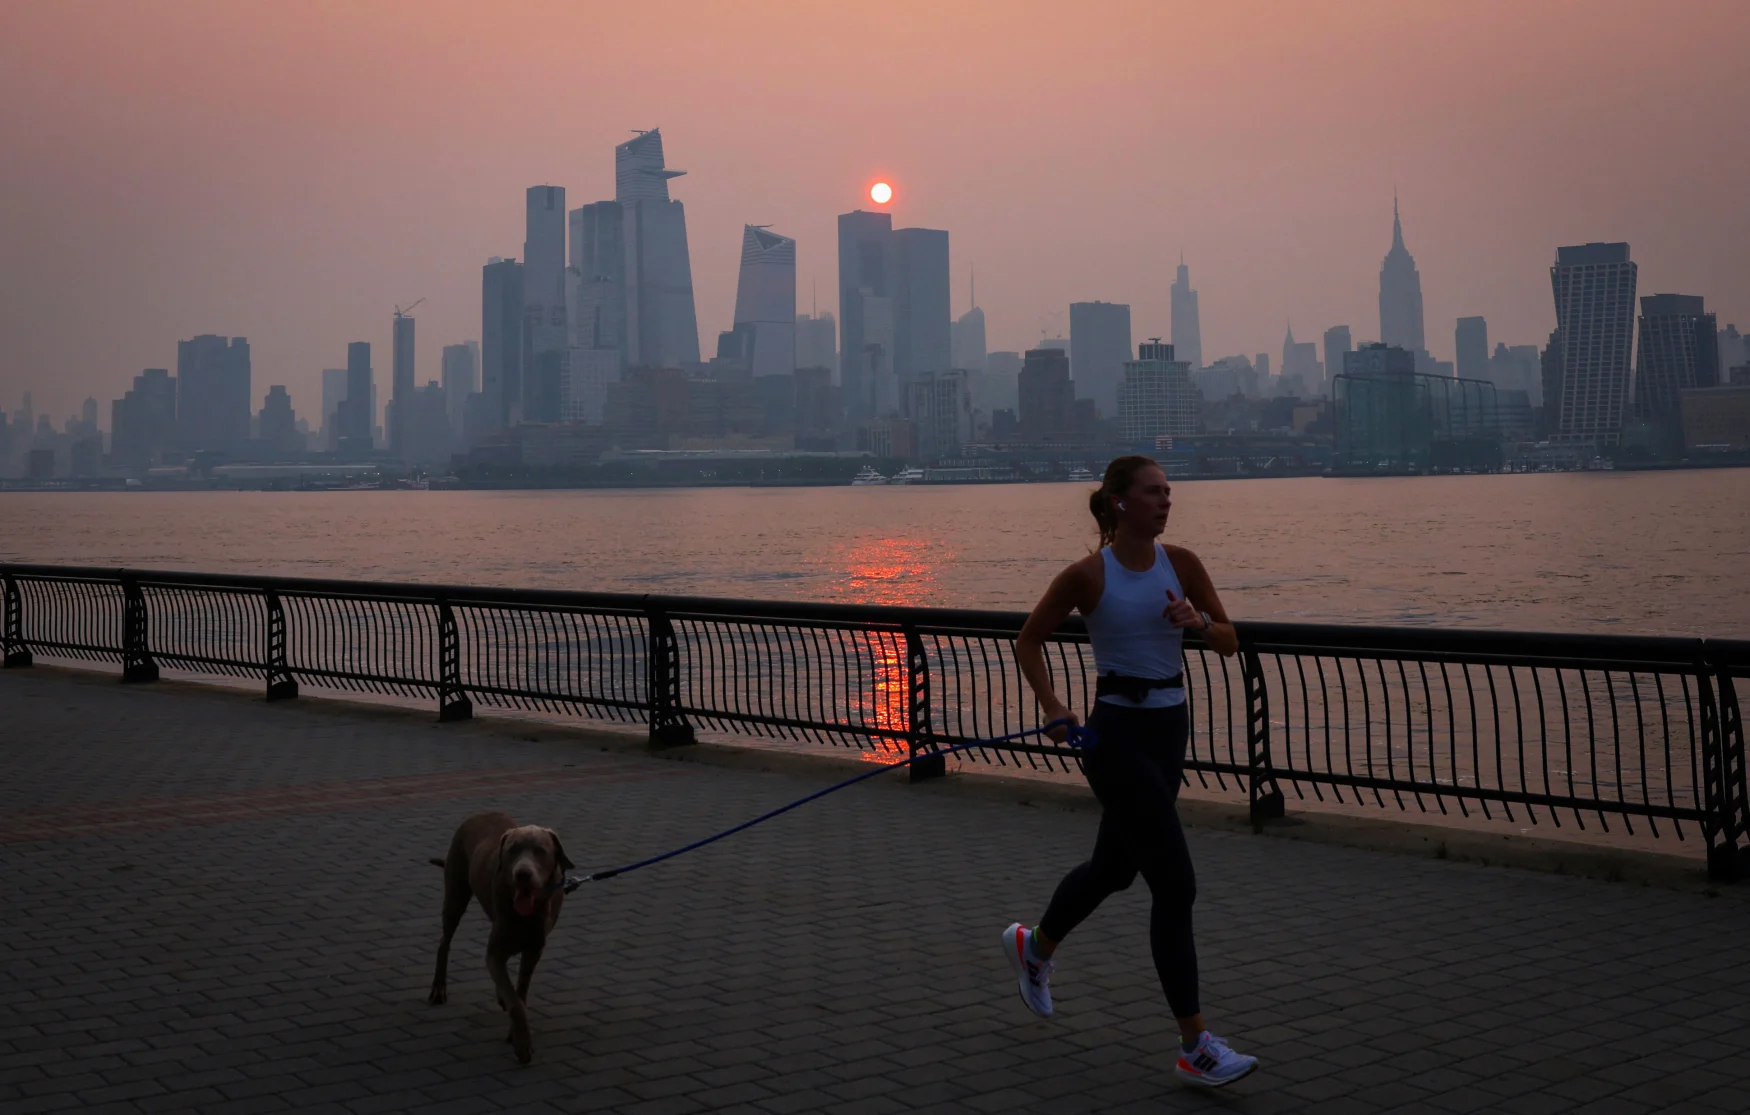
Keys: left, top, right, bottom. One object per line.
{"left": 1038, "top": 701, "right": 1199, "bottom": 1018}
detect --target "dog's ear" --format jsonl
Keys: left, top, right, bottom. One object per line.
{"left": 546, "top": 828, "right": 574, "bottom": 871}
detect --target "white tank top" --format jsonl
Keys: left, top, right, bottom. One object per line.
{"left": 1083, "top": 543, "right": 1188, "bottom": 708}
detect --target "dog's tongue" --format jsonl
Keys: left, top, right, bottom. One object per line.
{"left": 514, "top": 892, "right": 536, "bottom": 917}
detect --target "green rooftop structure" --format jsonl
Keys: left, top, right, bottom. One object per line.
{"left": 1335, "top": 344, "right": 1502, "bottom": 473}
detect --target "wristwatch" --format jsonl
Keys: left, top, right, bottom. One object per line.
{"left": 1198, "top": 610, "right": 1213, "bottom": 631}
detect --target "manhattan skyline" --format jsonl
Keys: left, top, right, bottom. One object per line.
{"left": 1, "top": 0, "right": 1746, "bottom": 421}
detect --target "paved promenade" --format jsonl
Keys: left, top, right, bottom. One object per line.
{"left": 3, "top": 668, "right": 1749, "bottom": 1114}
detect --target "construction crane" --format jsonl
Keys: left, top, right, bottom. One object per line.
{"left": 394, "top": 297, "right": 426, "bottom": 319}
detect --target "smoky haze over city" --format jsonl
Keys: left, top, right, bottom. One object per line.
{"left": 2, "top": 0, "right": 1746, "bottom": 433}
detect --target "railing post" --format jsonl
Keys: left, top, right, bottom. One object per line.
{"left": 1241, "top": 642, "right": 1284, "bottom": 826}
{"left": 905, "top": 625, "right": 944, "bottom": 782}
{"left": 2, "top": 570, "right": 31, "bottom": 668}
{"left": 119, "top": 572, "right": 158, "bottom": 683}
{"left": 1699, "top": 659, "right": 1748, "bottom": 882}
{"left": 645, "top": 601, "right": 694, "bottom": 747}
{"left": 436, "top": 597, "right": 472, "bottom": 722}
{"left": 262, "top": 589, "right": 299, "bottom": 701}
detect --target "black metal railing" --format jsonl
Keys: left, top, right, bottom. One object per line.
{"left": 3, "top": 563, "right": 1746, "bottom": 881}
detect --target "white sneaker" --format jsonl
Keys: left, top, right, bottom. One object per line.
{"left": 1174, "top": 1031, "right": 1258, "bottom": 1088}
{"left": 1001, "top": 922, "right": 1055, "bottom": 1017}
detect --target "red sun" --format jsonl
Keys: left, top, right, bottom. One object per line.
{"left": 870, "top": 181, "right": 893, "bottom": 205}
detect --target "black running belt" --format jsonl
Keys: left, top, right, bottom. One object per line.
{"left": 1095, "top": 673, "right": 1184, "bottom": 702}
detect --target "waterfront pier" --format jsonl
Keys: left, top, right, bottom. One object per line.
{"left": 4, "top": 667, "right": 1750, "bottom": 1113}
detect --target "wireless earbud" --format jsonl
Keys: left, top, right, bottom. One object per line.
{"left": 1118, "top": 502, "right": 1127, "bottom": 511}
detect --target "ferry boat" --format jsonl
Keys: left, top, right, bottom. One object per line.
{"left": 889, "top": 466, "right": 927, "bottom": 485}
{"left": 1065, "top": 466, "right": 1097, "bottom": 483}
{"left": 849, "top": 466, "right": 888, "bottom": 485}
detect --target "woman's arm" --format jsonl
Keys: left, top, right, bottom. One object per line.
{"left": 1014, "top": 560, "right": 1097, "bottom": 741}
{"left": 1165, "top": 546, "right": 1239, "bottom": 657}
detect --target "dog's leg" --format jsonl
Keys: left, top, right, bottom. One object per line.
{"left": 515, "top": 942, "right": 544, "bottom": 1004}
{"left": 428, "top": 875, "right": 470, "bottom": 1006}
{"left": 487, "top": 947, "right": 533, "bottom": 1064}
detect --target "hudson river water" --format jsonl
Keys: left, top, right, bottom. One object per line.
{"left": 3, "top": 470, "right": 1748, "bottom": 635}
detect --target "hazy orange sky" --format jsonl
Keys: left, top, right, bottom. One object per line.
{"left": 2, "top": 0, "right": 1746, "bottom": 423}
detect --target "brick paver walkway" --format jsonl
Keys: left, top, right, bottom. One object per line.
{"left": 3, "top": 668, "right": 1748, "bottom": 1114}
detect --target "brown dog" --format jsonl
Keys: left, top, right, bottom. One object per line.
{"left": 427, "top": 812, "right": 574, "bottom": 1063}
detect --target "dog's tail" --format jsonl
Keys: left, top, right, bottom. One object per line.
{"left": 427, "top": 857, "right": 446, "bottom": 868}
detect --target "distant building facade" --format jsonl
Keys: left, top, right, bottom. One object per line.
{"left": 795, "top": 313, "right": 836, "bottom": 376}
{"left": 176, "top": 335, "right": 251, "bottom": 451}
{"left": 1018, "top": 347, "right": 1075, "bottom": 439}
{"left": 1680, "top": 385, "right": 1750, "bottom": 451}
{"left": 1279, "top": 324, "right": 1321, "bottom": 397}
{"left": 338, "top": 341, "right": 374, "bottom": 454}
{"left": 481, "top": 258, "right": 524, "bottom": 433}
{"left": 258, "top": 386, "right": 301, "bottom": 454}
{"left": 522, "top": 185, "right": 568, "bottom": 424}
{"left": 1118, "top": 340, "right": 1197, "bottom": 441}
{"left": 390, "top": 311, "right": 416, "bottom": 455}
{"left": 617, "top": 130, "right": 701, "bottom": 370}
{"left": 838, "top": 208, "right": 894, "bottom": 424}
{"left": 110, "top": 368, "right": 178, "bottom": 468}
{"left": 904, "top": 370, "right": 973, "bottom": 460}
{"left": 1378, "top": 198, "right": 1426, "bottom": 356}
{"left": 731, "top": 225, "right": 797, "bottom": 379}
{"left": 1170, "top": 259, "right": 1202, "bottom": 373}
{"left": 1549, "top": 242, "right": 1638, "bottom": 448}
{"left": 891, "top": 227, "right": 951, "bottom": 390}
{"left": 951, "top": 304, "right": 987, "bottom": 374}
{"left": 1634, "top": 293, "right": 1717, "bottom": 452}
{"left": 441, "top": 343, "right": 477, "bottom": 433}
{"left": 1455, "top": 316, "right": 1488, "bottom": 382}
{"left": 1070, "top": 301, "right": 1132, "bottom": 416}
{"left": 1322, "top": 326, "right": 1352, "bottom": 399}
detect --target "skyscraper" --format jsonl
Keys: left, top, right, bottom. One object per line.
{"left": 1455, "top": 316, "right": 1488, "bottom": 382}
{"left": 1635, "top": 293, "right": 1718, "bottom": 449}
{"left": 570, "top": 201, "right": 627, "bottom": 368}
{"left": 320, "top": 368, "right": 347, "bottom": 448}
{"left": 891, "top": 227, "right": 951, "bottom": 389}
{"left": 838, "top": 209, "right": 894, "bottom": 423}
{"left": 1170, "top": 257, "right": 1202, "bottom": 371}
{"left": 795, "top": 312, "right": 837, "bottom": 373}
{"left": 441, "top": 343, "right": 477, "bottom": 432}
{"left": 338, "top": 341, "right": 374, "bottom": 453}
{"left": 1018, "top": 347, "right": 1074, "bottom": 439}
{"left": 1549, "top": 243, "right": 1638, "bottom": 447}
{"left": 523, "top": 186, "right": 567, "bottom": 423}
{"left": 1118, "top": 340, "right": 1197, "bottom": 440}
{"left": 951, "top": 306, "right": 986, "bottom": 373}
{"left": 731, "top": 225, "right": 797, "bottom": 379}
{"left": 176, "top": 335, "right": 251, "bottom": 451}
{"left": 110, "top": 368, "right": 177, "bottom": 467}
{"left": 1069, "top": 301, "right": 1133, "bottom": 416}
{"left": 481, "top": 257, "right": 524, "bottom": 432}
{"left": 617, "top": 130, "right": 700, "bottom": 369}
{"left": 390, "top": 310, "right": 415, "bottom": 454}
{"left": 1280, "top": 323, "right": 1322, "bottom": 397}
{"left": 258, "top": 386, "right": 300, "bottom": 452}
{"left": 1379, "top": 197, "right": 1426, "bottom": 356}
{"left": 1322, "top": 326, "right": 1352, "bottom": 399}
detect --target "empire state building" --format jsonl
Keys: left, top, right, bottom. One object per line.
{"left": 1378, "top": 196, "right": 1426, "bottom": 356}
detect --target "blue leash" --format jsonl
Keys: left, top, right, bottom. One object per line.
{"left": 561, "top": 718, "right": 1092, "bottom": 892}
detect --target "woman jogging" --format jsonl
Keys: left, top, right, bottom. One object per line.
{"left": 1004, "top": 455, "right": 1258, "bottom": 1089}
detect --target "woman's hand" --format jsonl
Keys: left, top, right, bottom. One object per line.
{"left": 1042, "top": 704, "right": 1080, "bottom": 743}
{"left": 1163, "top": 589, "right": 1204, "bottom": 630}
